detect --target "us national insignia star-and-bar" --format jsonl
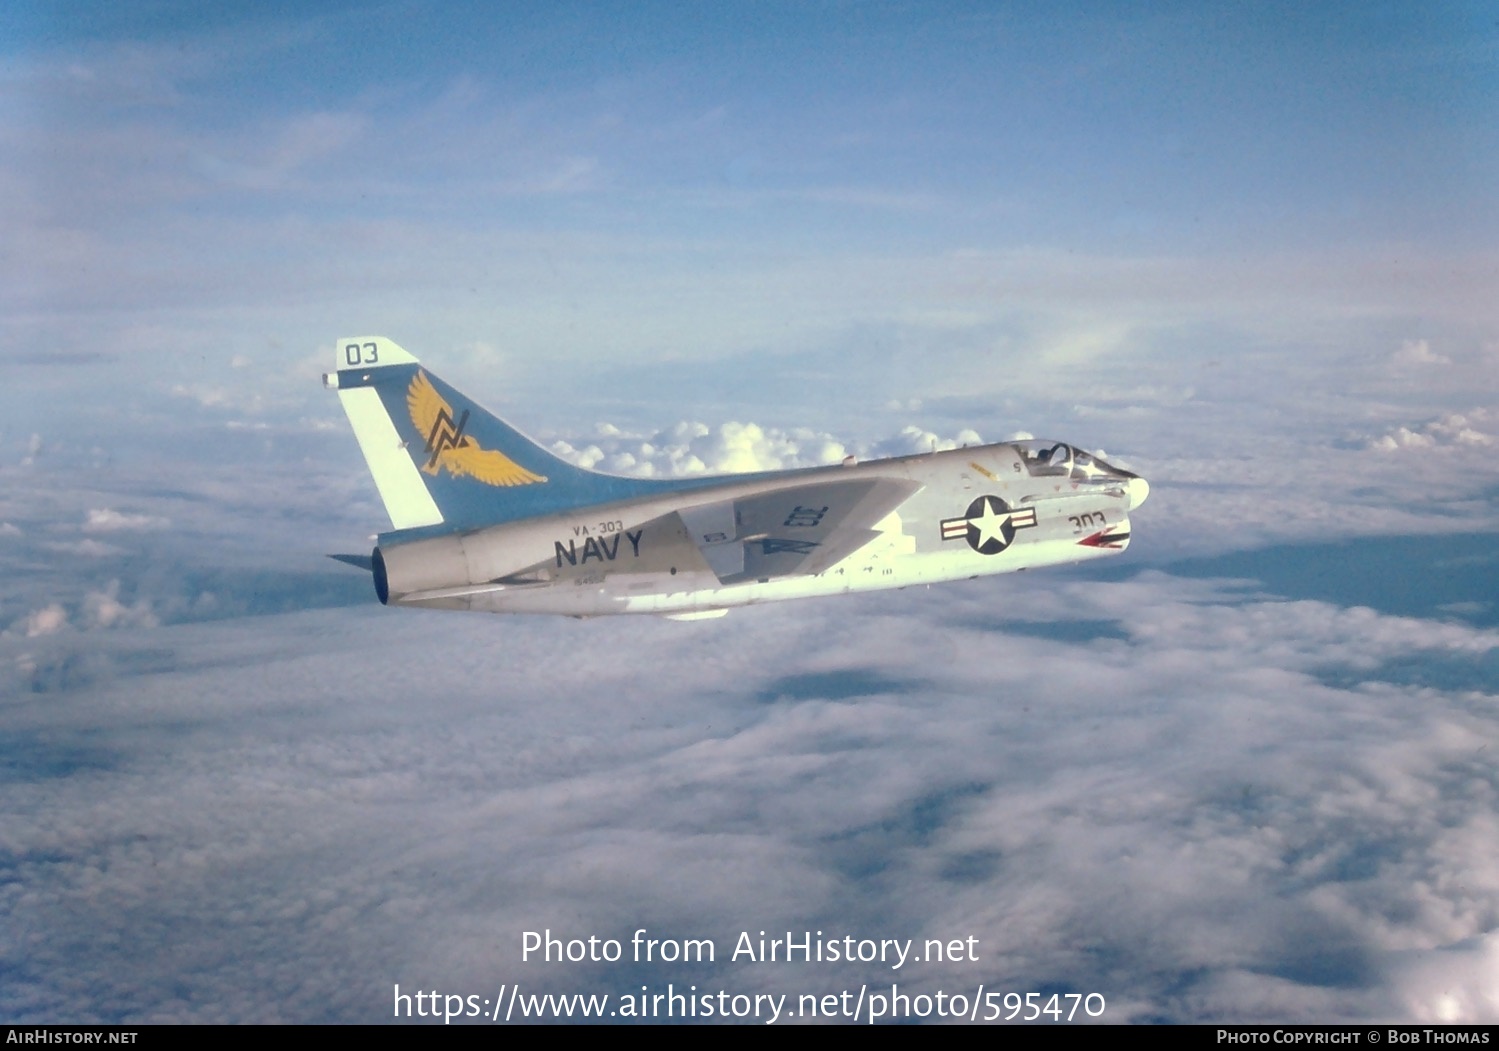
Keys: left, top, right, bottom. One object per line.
{"left": 406, "top": 370, "right": 548, "bottom": 487}
{"left": 940, "top": 495, "right": 1037, "bottom": 555}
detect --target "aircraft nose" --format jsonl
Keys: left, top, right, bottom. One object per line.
{"left": 1126, "top": 476, "right": 1150, "bottom": 510}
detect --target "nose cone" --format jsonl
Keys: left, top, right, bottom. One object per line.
{"left": 1126, "top": 476, "right": 1150, "bottom": 510}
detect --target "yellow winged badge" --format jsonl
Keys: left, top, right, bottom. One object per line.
{"left": 406, "top": 370, "right": 548, "bottom": 487}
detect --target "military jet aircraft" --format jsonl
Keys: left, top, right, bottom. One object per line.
{"left": 326, "top": 337, "right": 1148, "bottom": 619}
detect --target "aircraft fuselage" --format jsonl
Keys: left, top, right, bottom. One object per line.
{"left": 326, "top": 337, "right": 1147, "bottom": 620}
{"left": 373, "top": 440, "right": 1141, "bottom": 618}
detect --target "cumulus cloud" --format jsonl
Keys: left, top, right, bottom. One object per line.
{"left": 6, "top": 583, "right": 157, "bottom": 639}
{"left": 551, "top": 420, "right": 977, "bottom": 477}
{"left": 81, "top": 580, "right": 158, "bottom": 630}
{"left": 1368, "top": 410, "right": 1493, "bottom": 451}
{"left": 553, "top": 420, "right": 1000, "bottom": 478}
{"left": 868, "top": 425, "right": 984, "bottom": 459}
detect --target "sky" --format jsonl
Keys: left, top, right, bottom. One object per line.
{"left": 3, "top": 0, "right": 1498, "bottom": 1025}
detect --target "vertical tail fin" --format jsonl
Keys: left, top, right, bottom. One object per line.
{"left": 325, "top": 336, "right": 653, "bottom": 533}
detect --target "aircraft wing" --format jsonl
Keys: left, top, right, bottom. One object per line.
{"left": 675, "top": 476, "right": 921, "bottom": 585}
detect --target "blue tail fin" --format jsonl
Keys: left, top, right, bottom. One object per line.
{"left": 325, "top": 337, "right": 658, "bottom": 532}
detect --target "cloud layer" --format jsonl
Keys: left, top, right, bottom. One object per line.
{"left": 4, "top": 554, "right": 1497, "bottom": 1022}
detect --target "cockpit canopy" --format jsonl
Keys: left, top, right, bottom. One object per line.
{"left": 1013, "top": 439, "right": 1138, "bottom": 485}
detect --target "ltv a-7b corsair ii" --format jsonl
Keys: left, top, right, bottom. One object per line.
{"left": 326, "top": 337, "right": 1148, "bottom": 619}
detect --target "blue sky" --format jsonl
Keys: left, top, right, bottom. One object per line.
{"left": 3, "top": 1, "right": 1498, "bottom": 1024}
{"left": 6, "top": 2, "right": 1495, "bottom": 429}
